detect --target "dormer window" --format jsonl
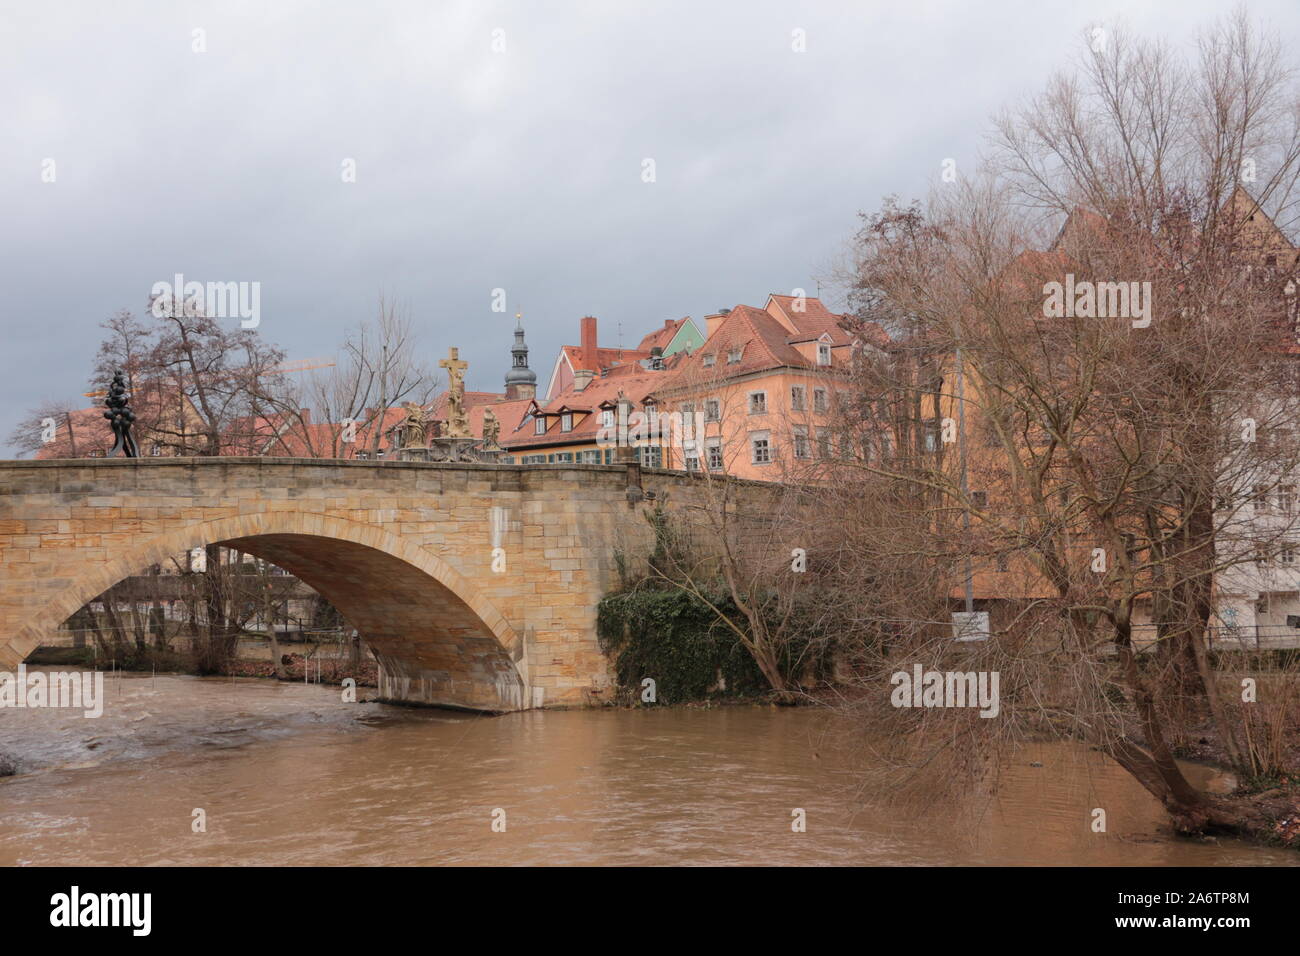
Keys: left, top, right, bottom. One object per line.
{"left": 535, "top": 417, "right": 546, "bottom": 435}
{"left": 817, "top": 344, "right": 832, "bottom": 366}
{"left": 601, "top": 408, "right": 614, "bottom": 428}
{"left": 561, "top": 412, "right": 573, "bottom": 432}
{"left": 727, "top": 348, "right": 742, "bottom": 365}
{"left": 702, "top": 353, "right": 716, "bottom": 367}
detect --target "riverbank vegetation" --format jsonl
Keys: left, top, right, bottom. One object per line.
{"left": 813, "top": 10, "right": 1300, "bottom": 847}
{"left": 598, "top": 503, "right": 840, "bottom": 704}
{"left": 603, "top": 11, "right": 1300, "bottom": 848}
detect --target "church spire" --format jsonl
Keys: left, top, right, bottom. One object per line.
{"left": 505, "top": 311, "right": 537, "bottom": 401}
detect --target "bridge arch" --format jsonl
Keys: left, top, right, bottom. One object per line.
{"left": 14, "top": 511, "right": 526, "bottom": 712}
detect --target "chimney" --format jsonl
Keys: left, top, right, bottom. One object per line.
{"left": 580, "top": 315, "right": 598, "bottom": 372}
{"left": 705, "top": 307, "right": 731, "bottom": 341}
{"left": 574, "top": 368, "right": 595, "bottom": 392}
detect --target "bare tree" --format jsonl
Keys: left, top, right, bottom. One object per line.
{"left": 826, "top": 10, "right": 1300, "bottom": 841}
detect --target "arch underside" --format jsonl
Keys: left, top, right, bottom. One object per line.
{"left": 220, "top": 534, "right": 526, "bottom": 713}
{"left": 9, "top": 511, "right": 526, "bottom": 713}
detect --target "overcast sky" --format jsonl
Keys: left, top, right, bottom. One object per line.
{"left": 3, "top": 0, "right": 1296, "bottom": 454}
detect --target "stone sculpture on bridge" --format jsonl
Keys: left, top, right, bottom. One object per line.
{"left": 399, "top": 401, "right": 427, "bottom": 450}
{"left": 103, "top": 371, "right": 139, "bottom": 458}
{"left": 439, "top": 347, "right": 471, "bottom": 439}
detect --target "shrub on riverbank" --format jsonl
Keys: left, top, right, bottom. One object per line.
{"left": 597, "top": 586, "right": 835, "bottom": 704}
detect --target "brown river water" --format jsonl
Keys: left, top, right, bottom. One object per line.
{"left": 0, "top": 667, "right": 1294, "bottom": 866}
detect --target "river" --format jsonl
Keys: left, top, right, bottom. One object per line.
{"left": 0, "top": 668, "right": 1294, "bottom": 866}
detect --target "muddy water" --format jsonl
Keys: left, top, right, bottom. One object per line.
{"left": 0, "top": 668, "right": 1294, "bottom": 866}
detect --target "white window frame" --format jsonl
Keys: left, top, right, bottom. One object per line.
{"left": 793, "top": 425, "right": 810, "bottom": 459}
{"left": 706, "top": 437, "right": 723, "bottom": 471}
{"left": 748, "top": 391, "right": 767, "bottom": 415}
{"left": 750, "top": 430, "right": 772, "bottom": 465}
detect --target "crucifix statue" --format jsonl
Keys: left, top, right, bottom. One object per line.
{"left": 440, "top": 347, "right": 470, "bottom": 438}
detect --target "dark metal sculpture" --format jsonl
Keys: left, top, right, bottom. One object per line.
{"left": 103, "top": 371, "right": 139, "bottom": 458}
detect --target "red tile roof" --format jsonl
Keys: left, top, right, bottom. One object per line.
{"left": 637, "top": 317, "right": 688, "bottom": 352}
{"left": 501, "top": 360, "right": 674, "bottom": 449}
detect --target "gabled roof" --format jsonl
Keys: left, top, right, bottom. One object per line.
{"left": 671, "top": 299, "right": 869, "bottom": 384}
{"left": 501, "top": 359, "right": 675, "bottom": 449}
{"left": 765, "top": 294, "right": 856, "bottom": 347}
{"left": 637, "top": 317, "right": 689, "bottom": 352}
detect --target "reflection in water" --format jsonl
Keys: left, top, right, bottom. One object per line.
{"left": 0, "top": 668, "right": 1294, "bottom": 866}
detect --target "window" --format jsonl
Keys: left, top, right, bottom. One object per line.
{"left": 996, "top": 553, "right": 1009, "bottom": 573}
{"left": 816, "top": 427, "right": 831, "bottom": 458}
{"left": 727, "top": 348, "right": 742, "bottom": 365}
{"left": 680, "top": 403, "right": 698, "bottom": 439}
{"left": 555, "top": 452, "right": 574, "bottom": 463}
{"left": 703, "top": 353, "right": 716, "bottom": 367}
{"left": 149, "top": 444, "right": 162, "bottom": 457}
{"left": 685, "top": 447, "right": 700, "bottom": 472}
{"left": 706, "top": 438, "right": 723, "bottom": 471}
{"left": 561, "top": 413, "right": 573, "bottom": 432}
{"left": 1255, "top": 485, "right": 1270, "bottom": 511}
{"left": 790, "top": 386, "right": 806, "bottom": 411}
{"left": 601, "top": 409, "right": 614, "bottom": 428}
{"left": 793, "top": 426, "right": 810, "bottom": 459}
{"left": 579, "top": 450, "right": 601, "bottom": 463}
{"left": 535, "top": 417, "right": 546, "bottom": 435}
{"left": 705, "top": 399, "right": 721, "bottom": 422}
{"left": 639, "top": 445, "right": 663, "bottom": 468}
{"left": 817, "top": 344, "right": 831, "bottom": 366}
{"left": 971, "top": 491, "right": 988, "bottom": 509}
{"left": 748, "top": 391, "right": 767, "bottom": 415}
{"left": 1282, "top": 544, "right": 1296, "bottom": 565}
{"left": 924, "top": 419, "right": 941, "bottom": 452}
{"left": 1280, "top": 485, "right": 1296, "bottom": 514}
{"left": 521, "top": 454, "right": 546, "bottom": 464}
{"left": 750, "top": 431, "right": 772, "bottom": 464}
{"left": 813, "top": 388, "right": 827, "bottom": 413}
{"left": 355, "top": 450, "right": 369, "bottom": 460}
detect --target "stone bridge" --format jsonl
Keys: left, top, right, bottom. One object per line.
{"left": 0, "top": 459, "right": 761, "bottom": 711}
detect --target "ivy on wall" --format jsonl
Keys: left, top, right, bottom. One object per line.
{"left": 597, "top": 586, "right": 838, "bottom": 703}
{"left": 596, "top": 588, "right": 770, "bottom": 702}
